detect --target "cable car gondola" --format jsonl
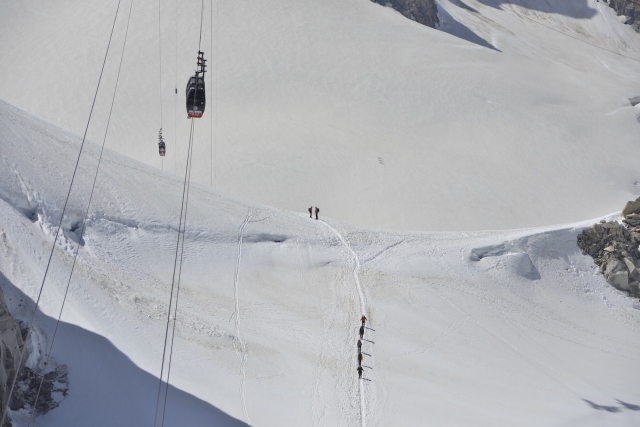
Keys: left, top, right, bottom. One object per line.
{"left": 158, "top": 128, "right": 166, "bottom": 156}
{"left": 186, "top": 51, "right": 207, "bottom": 118}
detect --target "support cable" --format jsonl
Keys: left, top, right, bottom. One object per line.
{"left": 160, "top": 119, "right": 195, "bottom": 427}
{"left": 25, "top": 0, "right": 136, "bottom": 424}
{"left": 152, "top": 121, "right": 193, "bottom": 427}
{"left": 158, "top": 0, "right": 164, "bottom": 170}
{"left": 214, "top": 0, "right": 219, "bottom": 190}
{"left": 153, "top": 1, "right": 206, "bottom": 423}
{"left": 0, "top": 1, "right": 124, "bottom": 425}
{"left": 210, "top": 0, "right": 213, "bottom": 187}
{"left": 174, "top": 0, "right": 178, "bottom": 173}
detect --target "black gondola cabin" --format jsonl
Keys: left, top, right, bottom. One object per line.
{"left": 186, "top": 51, "right": 207, "bottom": 118}
{"left": 186, "top": 75, "right": 205, "bottom": 118}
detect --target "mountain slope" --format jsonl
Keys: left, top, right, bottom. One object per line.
{"left": 0, "top": 0, "right": 639, "bottom": 231}
{"left": 1, "top": 100, "right": 639, "bottom": 426}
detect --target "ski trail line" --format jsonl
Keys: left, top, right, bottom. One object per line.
{"left": 319, "top": 220, "right": 366, "bottom": 316}
{"left": 319, "top": 220, "right": 367, "bottom": 427}
{"left": 359, "top": 379, "right": 367, "bottom": 427}
{"left": 232, "top": 209, "right": 252, "bottom": 425}
{"left": 286, "top": 223, "right": 328, "bottom": 426}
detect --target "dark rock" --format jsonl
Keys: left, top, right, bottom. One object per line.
{"left": 607, "top": 0, "right": 640, "bottom": 33}
{"left": 10, "top": 365, "right": 69, "bottom": 415}
{"left": 0, "top": 287, "right": 23, "bottom": 426}
{"left": 622, "top": 196, "right": 640, "bottom": 247}
{"left": 372, "top": 0, "right": 439, "bottom": 28}
{"left": 0, "top": 282, "right": 68, "bottom": 424}
{"left": 577, "top": 197, "right": 640, "bottom": 297}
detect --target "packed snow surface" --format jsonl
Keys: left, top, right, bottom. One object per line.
{"left": 1, "top": 0, "right": 640, "bottom": 231}
{"left": 1, "top": 100, "right": 640, "bottom": 426}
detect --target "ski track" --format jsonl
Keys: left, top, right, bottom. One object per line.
{"left": 319, "top": 220, "right": 369, "bottom": 427}
{"left": 314, "top": 221, "right": 356, "bottom": 427}
{"left": 284, "top": 221, "right": 329, "bottom": 426}
{"left": 319, "top": 221, "right": 366, "bottom": 316}
{"left": 232, "top": 208, "right": 252, "bottom": 426}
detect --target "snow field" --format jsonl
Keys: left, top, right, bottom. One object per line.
{"left": 0, "top": 87, "right": 639, "bottom": 425}
{"left": 0, "top": 0, "right": 640, "bottom": 423}
{"left": 1, "top": 0, "right": 640, "bottom": 231}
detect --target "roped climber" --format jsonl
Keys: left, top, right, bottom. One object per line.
{"left": 359, "top": 325, "right": 364, "bottom": 340}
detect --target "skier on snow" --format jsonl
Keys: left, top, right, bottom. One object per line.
{"left": 359, "top": 325, "right": 364, "bottom": 340}
{"left": 357, "top": 339, "right": 362, "bottom": 352}
{"left": 357, "top": 366, "right": 363, "bottom": 379}
{"left": 358, "top": 353, "right": 363, "bottom": 366}
{"left": 361, "top": 315, "right": 367, "bottom": 326}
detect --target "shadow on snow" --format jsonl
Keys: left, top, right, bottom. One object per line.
{"left": 0, "top": 271, "right": 248, "bottom": 427}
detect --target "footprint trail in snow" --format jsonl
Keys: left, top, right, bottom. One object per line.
{"left": 320, "top": 220, "right": 371, "bottom": 427}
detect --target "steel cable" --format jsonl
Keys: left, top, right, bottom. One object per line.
{"left": 0, "top": 0, "right": 124, "bottom": 424}
{"left": 153, "top": 1, "right": 206, "bottom": 423}
{"left": 25, "top": 0, "right": 136, "bottom": 424}
{"left": 160, "top": 119, "right": 195, "bottom": 427}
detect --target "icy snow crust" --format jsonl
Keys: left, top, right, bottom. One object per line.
{"left": 1, "top": 0, "right": 640, "bottom": 231}
{"left": 1, "top": 101, "right": 640, "bottom": 425}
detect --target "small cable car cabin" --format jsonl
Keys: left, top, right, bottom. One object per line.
{"left": 158, "top": 128, "right": 166, "bottom": 156}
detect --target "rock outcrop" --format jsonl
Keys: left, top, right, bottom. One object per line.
{"left": 577, "top": 196, "right": 640, "bottom": 297}
{"left": 606, "top": 0, "right": 640, "bottom": 33}
{"left": 10, "top": 363, "right": 69, "bottom": 416}
{"left": 622, "top": 198, "right": 640, "bottom": 242}
{"left": 373, "top": 0, "right": 439, "bottom": 28}
{"left": 0, "top": 288, "right": 24, "bottom": 426}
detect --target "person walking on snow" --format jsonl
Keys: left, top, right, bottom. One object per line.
{"left": 357, "top": 339, "right": 362, "bottom": 352}
{"left": 315, "top": 206, "right": 319, "bottom": 220}
{"left": 358, "top": 353, "right": 363, "bottom": 366}
{"left": 308, "top": 206, "right": 313, "bottom": 218}
{"left": 357, "top": 366, "right": 363, "bottom": 379}
{"left": 359, "top": 325, "right": 364, "bottom": 340}
{"left": 361, "top": 315, "right": 367, "bottom": 326}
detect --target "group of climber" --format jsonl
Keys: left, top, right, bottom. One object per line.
{"left": 308, "top": 206, "right": 319, "bottom": 220}
{"left": 357, "top": 315, "right": 367, "bottom": 379}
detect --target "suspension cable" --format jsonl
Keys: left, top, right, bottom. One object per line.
{"left": 152, "top": 120, "right": 193, "bottom": 427}
{"left": 158, "top": 0, "right": 164, "bottom": 126}
{"left": 0, "top": 1, "right": 124, "bottom": 425}
{"left": 160, "top": 119, "right": 196, "bottom": 427}
{"left": 210, "top": 0, "right": 213, "bottom": 187}
{"left": 25, "top": 0, "right": 136, "bottom": 424}
{"left": 198, "top": 0, "right": 205, "bottom": 51}
{"left": 158, "top": 0, "right": 164, "bottom": 171}
{"left": 153, "top": 1, "right": 206, "bottom": 423}
{"left": 174, "top": 0, "right": 178, "bottom": 172}
{"left": 214, "top": 0, "right": 220, "bottom": 190}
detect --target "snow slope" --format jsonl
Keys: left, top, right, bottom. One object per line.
{"left": 1, "top": 0, "right": 640, "bottom": 231}
{"left": 1, "top": 100, "right": 639, "bottom": 426}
